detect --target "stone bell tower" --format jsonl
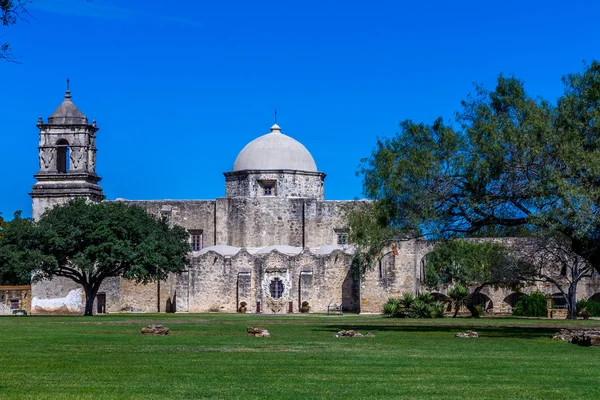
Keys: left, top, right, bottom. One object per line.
{"left": 30, "top": 86, "right": 104, "bottom": 220}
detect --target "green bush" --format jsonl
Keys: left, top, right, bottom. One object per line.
{"left": 416, "top": 292, "right": 434, "bottom": 305}
{"left": 576, "top": 300, "right": 600, "bottom": 317}
{"left": 512, "top": 291, "right": 547, "bottom": 317}
{"left": 383, "top": 301, "right": 398, "bottom": 317}
{"left": 431, "top": 302, "right": 445, "bottom": 318}
{"left": 383, "top": 292, "right": 445, "bottom": 318}
{"left": 408, "top": 300, "right": 430, "bottom": 318}
{"left": 398, "top": 293, "right": 415, "bottom": 310}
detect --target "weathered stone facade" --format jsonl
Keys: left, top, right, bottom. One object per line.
{"left": 29, "top": 91, "right": 600, "bottom": 315}
{"left": 0, "top": 286, "right": 31, "bottom": 314}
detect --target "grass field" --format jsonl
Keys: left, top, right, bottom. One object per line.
{"left": 0, "top": 313, "right": 599, "bottom": 400}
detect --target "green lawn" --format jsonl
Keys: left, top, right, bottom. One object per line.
{"left": 0, "top": 313, "right": 598, "bottom": 400}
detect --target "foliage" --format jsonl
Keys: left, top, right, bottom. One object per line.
{"left": 0, "top": 211, "right": 34, "bottom": 285}
{"left": 349, "top": 62, "right": 600, "bottom": 282}
{"left": 424, "top": 240, "right": 530, "bottom": 290}
{"left": 511, "top": 291, "right": 547, "bottom": 317}
{"left": 382, "top": 300, "right": 398, "bottom": 317}
{"left": 1, "top": 199, "right": 190, "bottom": 315}
{"left": 576, "top": 300, "right": 600, "bottom": 317}
{"left": 383, "top": 292, "right": 445, "bottom": 318}
{"left": 447, "top": 284, "right": 471, "bottom": 318}
{"left": 430, "top": 301, "right": 446, "bottom": 318}
{"left": 398, "top": 292, "right": 415, "bottom": 310}
{"left": 1, "top": 0, "right": 30, "bottom": 62}
{"left": 300, "top": 301, "right": 310, "bottom": 313}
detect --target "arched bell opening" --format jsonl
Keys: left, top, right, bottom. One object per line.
{"left": 56, "top": 139, "right": 70, "bottom": 173}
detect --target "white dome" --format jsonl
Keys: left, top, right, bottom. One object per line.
{"left": 232, "top": 124, "right": 318, "bottom": 172}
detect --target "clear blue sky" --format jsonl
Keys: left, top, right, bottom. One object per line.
{"left": 1, "top": 0, "right": 599, "bottom": 218}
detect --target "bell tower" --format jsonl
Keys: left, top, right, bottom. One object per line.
{"left": 30, "top": 86, "right": 104, "bottom": 220}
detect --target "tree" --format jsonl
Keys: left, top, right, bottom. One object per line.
{"left": 0, "top": 211, "right": 36, "bottom": 285}
{"left": 350, "top": 62, "right": 600, "bottom": 318}
{"left": 1, "top": 0, "right": 30, "bottom": 62}
{"left": 423, "top": 240, "right": 531, "bottom": 317}
{"left": 447, "top": 284, "right": 471, "bottom": 318}
{"left": 1, "top": 199, "right": 190, "bottom": 316}
{"left": 520, "top": 238, "right": 595, "bottom": 319}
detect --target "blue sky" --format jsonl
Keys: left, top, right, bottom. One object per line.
{"left": 1, "top": 0, "right": 599, "bottom": 218}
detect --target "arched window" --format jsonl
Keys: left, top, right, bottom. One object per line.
{"left": 269, "top": 278, "right": 284, "bottom": 299}
{"left": 56, "top": 139, "right": 70, "bottom": 173}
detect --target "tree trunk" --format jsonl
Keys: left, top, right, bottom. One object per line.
{"left": 452, "top": 306, "right": 459, "bottom": 318}
{"left": 83, "top": 284, "right": 100, "bottom": 316}
{"left": 466, "top": 302, "right": 480, "bottom": 318}
{"left": 566, "top": 283, "right": 578, "bottom": 320}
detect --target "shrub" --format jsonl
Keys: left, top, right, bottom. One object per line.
{"left": 416, "top": 292, "right": 434, "bottom": 305}
{"left": 300, "top": 301, "right": 311, "bottom": 313}
{"left": 576, "top": 300, "right": 600, "bottom": 317}
{"left": 430, "top": 302, "right": 445, "bottom": 318}
{"left": 512, "top": 290, "right": 547, "bottom": 317}
{"left": 408, "top": 300, "right": 430, "bottom": 318}
{"left": 398, "top": 293, "right": 415, "bottom": 310}
{"left": 383, "top": 302, "right": 398, "bottom": 317}
{"left": 383, "top": 292, "right": 445, "bottom": 318}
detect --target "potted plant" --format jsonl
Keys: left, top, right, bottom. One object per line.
{"left": 580, "top": 307, "right": 590, "bottom": 320}
{"left": 300, "top": 301, "right": 310, "bottom": 313}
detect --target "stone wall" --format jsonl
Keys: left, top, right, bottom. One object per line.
{"left": 224, "top": 170, "right": 325, "bottom": 199}
{"left": 178, "top": 249, "right": 356, "bottom": 313}
{"left": 359, "top": 240, "right": 420, "bottom": 313}
{"left": 118, "top": 200, "right": 217, "bottom": 248}
{"left": 30, "top": 276, "right": 121, "bottom": 315}
{"left": 0, "top": 286, "right": 31, "bottom": 314}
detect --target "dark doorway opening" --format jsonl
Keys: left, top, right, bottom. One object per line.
{"left": 96, "top": 293, "right": 106, "bottom": 314}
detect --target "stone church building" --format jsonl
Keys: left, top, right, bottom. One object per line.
{"left": 28, "top": 90, "right": 600, "bottom": 315}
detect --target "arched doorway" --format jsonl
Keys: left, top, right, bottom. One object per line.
{"left": 503, "top": 293, "right": 525, "bottom": 308}
{"left": 589, "top": 293, "right": 600, "bottom": 303}
{"left": 472, "top": 293, "right": 493, "bottom": 312}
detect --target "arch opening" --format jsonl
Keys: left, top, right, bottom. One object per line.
{"left": 503, "top": 293, "right": 525, "bottom": 308}
{"left": 56, "top": 139, "right": 70, "bottom": 173}
{"left": 472, "top": 293, "right": 493, "bottom": 312}
{"left": 589, "top": 293, "right": 600, "bottom": 303}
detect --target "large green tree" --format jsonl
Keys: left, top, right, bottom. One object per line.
{"left": 0, "top": 211, "right": 35, "bottom": 285}
{"left": 0, "top": 199, "right": 190, "bottom": 315}
{"left": 350, "top": 62, "right": 600, "bottom": 318}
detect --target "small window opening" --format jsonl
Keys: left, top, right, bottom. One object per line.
{"left": 9, "top": 299, "right": 19, "bottom": 310}
{"left": 56, "top": 139, "right": 70, "bottom": 173}
{"left": 337, "top": 232, "right": 348, "bottom": 245}
{"left": 189, "top": 230, "right": 203, "bottom": 251}
{"left": 259, "top": 180, "right": 276, "bottom": 196}
{"left": 270, "top": 278, "right": 284, "bottom": 299}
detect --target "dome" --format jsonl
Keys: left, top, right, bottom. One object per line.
{"left": 47, "top": 90, "right": 88, "bottom": 125}
{"left": 232, "top": 124, "right": 318, "bottom": 172}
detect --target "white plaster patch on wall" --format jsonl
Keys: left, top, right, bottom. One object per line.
{"left": 32, "top": 288, "right": 83, "bottom": 312}
{"left": 0, "top": 303, "right": 11, "bottom": 315}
